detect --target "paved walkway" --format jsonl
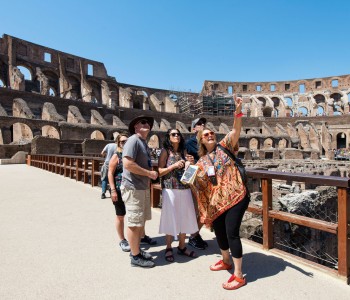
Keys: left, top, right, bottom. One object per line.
{"left": 0, "top": 165, "right": 349, "bottom": 300}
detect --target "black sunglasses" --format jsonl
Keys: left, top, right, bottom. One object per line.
{"left": 170, "top": 132, "right": 181, "bottom": 137}
{"left": 119, "top": 140, "right": 128, "bottom": 144}
{"left": 137, "top": 119, "right": 149, "bottom": 125}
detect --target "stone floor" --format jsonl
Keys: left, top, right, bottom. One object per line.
{"left": 0, "top": 164, "right": 349, "bottom": 300}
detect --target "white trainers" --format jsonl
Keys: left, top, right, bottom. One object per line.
{"left": 119, "top": 239, "right": 131, "bottom": 252}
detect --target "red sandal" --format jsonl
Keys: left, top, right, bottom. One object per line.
{"left": 209, "top": 260, "right": 232, "bottom": 271}
{"left": 222, "top": 274, "right": 246, "bottom": 290}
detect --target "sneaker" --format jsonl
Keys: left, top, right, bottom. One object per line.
{"left": 140, "top": 235, "right": 157, "bottom": 245}
{"left": 196, "top": 234, "right": 208, "bottom": 248}
{"left": 129, "top": 249, "right": 153, "bottom": 260}
{"left": 189, "top": 235, "right": 206, "bottom": 250}
{"left": 119, "top": 239, "right": 131, "bottom": 252}
{"left": 130, "top": 255, "right": 155, "bottom": 268}
{"left": 101, "top": 193, "right": 106, "bottom": 199}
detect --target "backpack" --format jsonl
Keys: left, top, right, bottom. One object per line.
{"left": 217, "top": 144, "right": 250, "bottom": 197}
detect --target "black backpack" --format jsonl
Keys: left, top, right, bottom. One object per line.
{"left": 217, "top": 144, "right": 250, "bottom": 197}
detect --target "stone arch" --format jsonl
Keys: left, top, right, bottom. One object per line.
{"left": 273, "top": 108, "right": 279, "bottom": 117}
{"left": 137, "top": 90, "right": 149, "bottom": 97}
{"left": 17, "top": 65, "right": 33, "bottom": 81}
{"left": 91, "top": 130, "right": 105, "bottom": 140}
{"left": 249, "top": 138, "right": 259, "bottom": 150}
{"left": 109, "top": 83, "right": 119, "bottom": 107}
{"left": 42, "top": 125, "right": 60, "bottom": 139}
{"left": 298, "top": 106, "right": 308, "bottom": 116}
{"left": 278, "top": 138, "right": 287, "bottom": 149}
{"left": 284, "top": 97, "right": 293, "bottom": 107}
{"left": 11, "top": 122, "right": 33, "bottom": 144}
{"left": 337, "top": 132, "right": 346, "bottom": 149}
{"left": 263, "top": 106, "right": 273, "bottom": 117}
{"left": 148, "top": 134, "right": 160, "bottom": 149}
{"left": 317, "top": 105, "right": 325, "bottom": 116}
{"left": 314, "top": 94, "right": 326, "bottom": 104}
{"left": 42, "top": 69, "right": 59, "bottom": 96}
{"left": 330, "top": 92, "right": 342, "bottom": 101}
{"left": 67, "top": 75, "right": 81, "bottom": 100}
{"left": 263, "top": 138, "right": 273, "bottom": 149}
{"left": 87, "top": 79, "right": 102, "bottom": 104}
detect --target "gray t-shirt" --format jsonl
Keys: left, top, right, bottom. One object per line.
{"left": 102, "top": 143, "right": 117, "bottom": 164}
{"left": 121, "top": 134, "right": 151, "bottom": 190}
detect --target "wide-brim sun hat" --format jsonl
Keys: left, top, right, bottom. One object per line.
{"left": 191, "top": 117, "right": 207, "bottom": 130}
{"left": 128, "top": 115, "right": 154, "bottom": 135}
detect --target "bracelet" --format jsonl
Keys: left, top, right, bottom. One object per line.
{"left": 235, "top": 112, "right": 243, "bottom": 118}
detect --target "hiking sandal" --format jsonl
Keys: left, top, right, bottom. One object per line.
{"left": 165, "top": 248, "right": 174, "bottom": 262}
{"left": 177, "top": 246, "right": 196, "bottom": 258}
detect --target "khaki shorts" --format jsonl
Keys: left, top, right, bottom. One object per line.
{"left": 121, "top": 186, "right": 151, "bottom": 227}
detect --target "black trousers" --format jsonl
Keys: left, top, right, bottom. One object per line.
{"left": 212, "top": 195, "right": 250, "bottom": 258}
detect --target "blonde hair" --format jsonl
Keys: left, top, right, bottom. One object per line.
{"left": 116, "top": 133, "right": 129, "bottom": 152}
{"left": 197, "top": 128, "right": 210, "bottom": 158}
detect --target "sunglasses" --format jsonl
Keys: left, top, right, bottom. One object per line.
{"left": 202, "top": 131, "right": 215, "bottom": 139}
{"left": 196, "top": 122, "right": 205, "bottom": 126}
{"left": 170, "top": 132, "right": 181, "bottom": 137}
{"left": 120, "top": 140, "right": 128, "bottom": 144}
{"left": 137, "top": 119, "right": 149, "bottom": 125}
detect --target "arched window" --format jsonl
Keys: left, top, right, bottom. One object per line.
{"left": 91, "top": 130, "right": 105, "bottom": 140}
{"left": 17, "top": 66, "right": 32, "bottom": 80}
{"left": 42, "top": 125, "right": 60, "bottom": 139}
{"left": 284, "top": 97, "right": 293, "bottom": 107}
{"left": 298, "top": 107, "right": 308, "bottom": 116}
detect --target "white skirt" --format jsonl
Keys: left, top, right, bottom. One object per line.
{"left": 159, "top": 188, "right": 199, "bottom": 239}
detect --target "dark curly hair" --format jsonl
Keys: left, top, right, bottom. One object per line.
{"left": 163, "top": 129, "right": 185, "bottom": 156}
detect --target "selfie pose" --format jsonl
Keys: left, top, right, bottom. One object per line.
{"left": 192, "top": 96, "right": 250, "bottom": 290}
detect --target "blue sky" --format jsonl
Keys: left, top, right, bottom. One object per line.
{"left": 1, "top": 0, "right": 350, "bottom": 92}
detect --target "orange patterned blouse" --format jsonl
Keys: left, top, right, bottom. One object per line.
{"left": 191, "top": 133, "right": 246, "bottom": 226}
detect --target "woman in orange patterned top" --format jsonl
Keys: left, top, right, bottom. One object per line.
{"left": 192, "top": 96, "right": 250, "bottom": 290}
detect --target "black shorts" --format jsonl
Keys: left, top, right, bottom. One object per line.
{"left": 113, "top": 189, "right": 126, "bottom": 216}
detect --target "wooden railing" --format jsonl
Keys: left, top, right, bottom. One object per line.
{"left": 27, "top": 154, "right": 104, "bottom": 187}
{"left": 26, "top": 154, "right": 350, "bottom": 283}
{"left": 246, "top": 169, "right": 350, "bottom": 283}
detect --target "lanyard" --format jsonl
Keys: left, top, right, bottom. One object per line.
{"left": 206, "top": 144, "right": 217, "bottom": 166}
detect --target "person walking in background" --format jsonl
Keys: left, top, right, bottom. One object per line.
{"left": 192, "top": 96, "right": 250, "bottom": 290}
{"left": 101, "top": 138, "right": 118, "bottom": 199}
{"left": 185, "top": 117, "right": 208, "bottom": 250}
{"left": 108, "top": 133, "right": 130, "bottom": 252}
{"left": 158, "top": 129, "right": 198, "bottom": 262}
{"left": 121, "top": 115, "right": 158, "bottom": 268}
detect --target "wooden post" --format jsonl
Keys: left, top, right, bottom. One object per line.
{"left": 262, "top": 178, "right": 273, "bottom": 250}
{"left": 76, "top": 158, "right": 82, "bottom": 182}
{"left": 92, "top": 159, "right": 99, "bottom": 187}
{"left": 26, "top": 154, "right": 31, "bottom": 166}
{"left": 337, "top": 187, "right": 350, "bottom": 283}
{"left": 83, "top": 158, "right": 89, "bottom": 184}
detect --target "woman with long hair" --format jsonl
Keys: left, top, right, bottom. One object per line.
{"left": 158, "top": 129, "right": 198, "bottom": 262}
{"left": 108, "top": 133, "right": 130, "bottom": 252}
{"left": 192, "top": 96, "right": 250, "bottom": 290}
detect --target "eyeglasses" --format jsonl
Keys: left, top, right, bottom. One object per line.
{"left": 202, "top": 131, "right": 215, "bottom": 139}
{"left": 120, "top": 140, "right": 128, "bottom": 144}
{"left": 196, "top": 122, "right": 205, "bottom": 127}
{"left": 137, "top": 119, "right": 149, "bottom": 125}
{"left": 170, "top": 132, "right": 181, "bottom": 137}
